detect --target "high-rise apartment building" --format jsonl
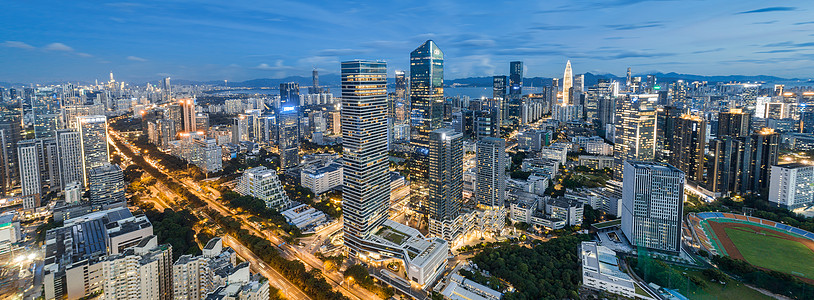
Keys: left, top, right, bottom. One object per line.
{"left": 768, "top": 163, "right": 814, "bottom": 209}
{"left": 88, "top": 163, "right": 125, "bottom": 204}
{"left": 340, "top": 60, "right": 390, "bottom": 255}
{"left": 181, "top": 98, "right": 197, "bottom": 133}
{"left": 621, "top": 161, "right": 684, "bottom": 253}
{"left": 746, "top": 128, "right": 780, "bottom": 192}
{"left": 428, "top": 128, "right": 464, "bottom": 242}
{"left": 101, "top": 235, "right": 173, "bottom": 300}
{"left": 476, "top": 137, "right": 507, "bottom": 233}
{"left": 409, "top": 40, "right": 445, "bottom": 212}
{"left": 718, "top": 109, "right": 751, "bottom": 138}
{"left": 56, "top": 129, "right": 84, "bottom": 187}
{"left": 670, "top": 115, "right": 706, "bottom": 182}
{"left": 78, "top": 115, "right": 110, "bottom": 186}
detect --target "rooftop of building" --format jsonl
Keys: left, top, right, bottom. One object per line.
{"left": 626, "top": 160, "right": 682, "bottom": 172}
{"left": 581, "top": 241, "right": 635, "bottom": 289}
{"left": 775, "top": 163, "right": 814, "bottom": 169}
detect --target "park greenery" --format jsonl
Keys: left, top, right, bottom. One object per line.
{"left": 220, "top": 191, "right": 302, "bottom": 237}
{"left": 471, "top": 234, "right": 591, "bottom": 299}
{"left": 142, "top": 208, "right": 201, "bottom": 260}
{"left": 343, "top": 264, "right": 395, "bottom": 299}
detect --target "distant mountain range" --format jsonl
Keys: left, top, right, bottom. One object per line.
{"left": 1, "top": 72, "right": 811, "bottom": 89}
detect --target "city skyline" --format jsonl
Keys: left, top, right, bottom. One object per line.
{"left": 3, "top": 1, "right": 814, "bottom": 83}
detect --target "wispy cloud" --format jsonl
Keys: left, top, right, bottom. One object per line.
{"left": 736, "top": 7, "right": 796, "bottom": 15}
{"left": 44, "top": 42, "right": 74, "bottom": 52}
{"left": 530, "top": 25, "right": 584, "bottom": 31}
{"left": 605, "top": 22, "right": 663, "bottom": 30}
{"left": 756, "top": 49, "right": 796, "bottom": 54}
{"left": 127, "top": 55, "right": 148, "bottom": 62}
{"left": 794, "top": 21, "right": 814, "bottom": 25}
{"left": 692, "top": 48, "right": 725, "bottom": 54}
{"left": 1, "top": 41, "right": 35, "bottom": 49}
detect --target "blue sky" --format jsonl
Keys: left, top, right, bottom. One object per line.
{"left": 1, "top": 0, "right": 813, "bottom": 83}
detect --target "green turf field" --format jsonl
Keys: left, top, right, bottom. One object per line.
{"left": 724, "top": 227, "right": 814, "bottom": 279}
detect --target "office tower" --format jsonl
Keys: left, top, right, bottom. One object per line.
{"left": 493, "top": 75, "right": 507, "bottom": 123}
{"left": 613, "top": 96, "right": 657, "bottom": 180}
{"left": 562, "top": 60, "right": 573, "bottom": 105}
{"left": 625, "top": 67, "right": 632, "bottom": 89}
{"left": 78, "top": 116, "right": 110, "bottom": 186}
{"left": 509, "top": 61, "right": 523, "bottom": 99}
{"left": 670, "top": 115, "right": 706, "bottom": 182}
{"left": 235, "top": 166, "right": 291, "bottom": 210}
{"left": 88, "top": 163, "right": 125, "bottom": 204}
{"left": 671, "top": 80, "right": 687, "bottom": 105}
{"left": 586, "top": 79, "right": 612, "bottom": 124}
{"left": 32, "top": 92, "right": 61, "bottom": 139}
{"left": 409, "top": 40, "right": 444, "bottom": 211}
{"left": 768, "top": 163, "right": 814, "bottom": 209}
{"left": 340, "top": 60, "right": 389, "bottom": 255}
{"left": 574, "top": 74, "right": 584, "bottom": 95}
{"left": 621, "top": 161, "right": 684, "bottom": 253}
{"left": 102, "top": 235, "right": 173, "bottom": 300}
{"left": 195, "top": 113, "right": 209, "bottom": 135}
{"left": 718, "top": 109, "right": 751, "bottom": 138}
{"left": 161, "top": 77, "right": 172, "bottom": 101}
{"left": 395, "top": 70, "right": 408, "bottom": 100}
{"left": 278, "top": 106, "right": 300, "bottom": 170}
{"left": 166, "top": 104, "right": 184, "bottom": 135}
{"left": 476, "top": 137, "right": 507, "bottom": 232}
{"left": 56, "top": 129, "right": 84, "bottom": 186}
{"left": 181, "top": 98, "right": 196, "bottom": 133}
{"left": 280, "top": 82, "right": 300, "bottom": 107}
{"left": 428, "top": 129, "right": 463, "bottom": 242}
{"left": 308, "top": 69, "right": 320, "bottom": 94}
{"left": 645, "top": 75, "right": 657, "bottom": 93}
{"left": 654, "top": 106, "right": 681, "bottom": 162}
{"left": 746, "top": 128, "right": 780, "bottom": 192}
{"left": 191, "top": 136, "right": 222, "bottom": 173}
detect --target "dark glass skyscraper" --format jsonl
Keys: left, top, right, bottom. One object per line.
{"left": 493, "top": 76, "right": 507, "bottom": 124}
{"left": 280, "top": 82, "right": 300, "bottom": 107}
{"left": 409, "top": 40, "right": 444, "bottom": 212}
{"left": 340, "top": 60, "right": 389, "bottom": 255}
{"left": 509, "top": 61, "right": 523, "bottom": 99}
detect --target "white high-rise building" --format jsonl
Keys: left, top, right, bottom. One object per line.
{"left": 101, "top": 235, "right": 173, "bottom": 300}
{"left": 562, "top": 60, "right": 573, "bottom": 105}
{"left": 340, "top": 60, "right": 390, "bottom": 255}
{"left": 78, "top": 115, "right": 110, "bottom": 186}
{"left": 57, "top": 129, "right": 85, "bottom": 186}
{"left": 64, "top": 181, "right": 82, "bottom": 203}
{"left": 476, "top": 137, "right": 507, "bottom": 233}
{"left": 234, "top": 166, "right": 290, "bottom": 211}
{"left": 173, "top": 237, "right": 239, "bottom": 300}
{"left": 621, "top": 161, "right": 684, "bottom": 253}
{"left": 17, "top": 141, "right": 41, "bottom": 198}
{"left": 769, "top": 163, "right": 814, "bottom": 209}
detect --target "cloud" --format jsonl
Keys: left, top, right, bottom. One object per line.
{"left": 752, "top": 21, "right": 777, "bottom": 25}
{"left": 605, "top": 22, "right": 663, "bottom": 30}
{"left": 763, "top": 41, "right": 814, "bottom": 48}
{"left": 455, "top": 39, "right": 496, "bottom": 48}
{"left": 756, "top": 49, "right": 796, "bottom": 54}
{"left": 2, "top": 41, "right": 35, "bottom": 49}
{"left": 77, "top": 52, "right": 93, "bottom": 57}
{"left": 692, "top": 48, "right": 725, "bottom": 54}
{"left": 530, "top": 25, "right": 584, "bottom": 31}
{"left": 607, "top": 51, "right": 675, "bottom": 59}
{"left": 127, "top": 55, "right": 148, "bottom": 62}
{"left": 44, "top": 43, "right": 74, "bottom": 52}
{"left": 315, "top": 48, "right": 370, "bottom": 56}
{"left": 736, "top": 7, "right": 796, "bottom": 15}
{"left": 253, "top": 60, "right": 295, "bottom": 71}
{"left": 794, "top": 21, "right": 814, "bottom": 25}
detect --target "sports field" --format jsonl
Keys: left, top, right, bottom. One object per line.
{"left": 706, "top": 220, "right": 814, "bottom": 280}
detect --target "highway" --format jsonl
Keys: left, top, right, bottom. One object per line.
{"left": 111, "top": 128, "right": 378, "bottom": 300}
{"left": 110, "top": 129, "right": 312, "bottom": 300}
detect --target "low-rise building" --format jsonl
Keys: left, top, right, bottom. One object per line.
{"left": 281, "top": 204, "right": 328, "bottom": 230}
{"left": 441, "top": 272, "right": 503, "bottom": 300}
{"left": 539, "top": 146, "right": 568, "bottom": 164}
{"left": 581, "top": 241, "right": 647, "bottom": 299}
{"left": 0, "top": 212, "right": 20, "bottom": 258}
{"left": 571, "top": 136, "right": 613, "bottom": 155}
{"left": 546, "top": 197, "right": 584, "bottom": 227}
{"left": 578, "top": 155, "right": 615, "bottom": 170}
{"left": 300, "top": 162, "right": 343, "bottom": 195}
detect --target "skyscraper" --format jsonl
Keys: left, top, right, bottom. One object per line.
{"left": 707, "top": 136, "right": 747, "bottom": 195}
{"left": 670, "top": 115, "right": 706, "bottom": 182}
{"left": 161, "top": 77, "right": 172, "bottom": 101}
{"left": 476, "top": 137, "right": 507, "bottom": 233}
{"left": 395, "top": 70, "right": 408, "bottom": 101}
{"left": 428, "top": 128, "right": 463, "bottom": 242}
{"left": 509, "top": 61, "right": 523, "bottom": 99}
{"left": 621, "top": 161, "right": 684, "bottom": 253}
{"left": 493, "top": 75, "right": 507, "bottom": 124}
{"left": 746, "top": 128, "right": 780, "bottom": 193}
{"left": 409, "top": 40, "right": 444, "bottom": 212}
{"left": 655, "top": 106, "right": 682, "bottom": 163}
{"left": 181, "top": 98, "right": 196, "bottom": 134}
{"left": 88, "top": 163, "right": 125, "bottom": 204}
{"left": 562, "top": 60, "right": 573, "bottom": 105}
{"left": 717, "top": 109, "right": 751, "bottom": 138}
{"left": 340, "top": 60, "right": 389, "bottom": 255}
{"left": 278, "top": 106, "right": 300, "bottom": 170}
{"left": 613, "top": 95, "right": 657, "bottom": 180}
{"left": 56, "top": 129, "right": 84, "bottom": 187}
{"left": 280, "top": 83, "right": 300, "bottom": 107}
{"left": 78, "top": 115, "right": 110, "bottom": 186}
